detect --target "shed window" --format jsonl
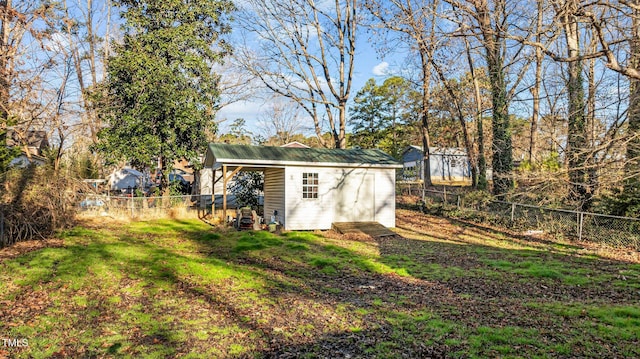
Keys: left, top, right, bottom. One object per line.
{"left": 302, "top": 173, "right": 318, "bottom": 199}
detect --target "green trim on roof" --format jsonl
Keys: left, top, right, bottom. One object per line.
{"left": 208, "top": 143, "right": 401, "bottom": 167}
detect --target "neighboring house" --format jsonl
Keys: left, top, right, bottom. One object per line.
{"left": 6, "top": 128, "right": 49, "bottom": 167}
{"left": 107, "top": 168, "right": 147, "bottom": 192}
{"left": 9, "top": 152, "right": 47, "bottom": 167}
{"left": 171, "top": 158, "right": 194, "bottom": 183}
{"left": 202, "top": 143, "right": 402, "bottom": 230}
{"left": 280, "top": 141, "right": 310, "bottom": 148}
{"left": 401, "top": 145, "right": 472, "bottom": 183}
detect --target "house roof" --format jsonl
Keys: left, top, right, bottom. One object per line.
{"left": 6, "top": 128, "right": 49, "bottom": 150}
{"left": 110, "top": 168, "right": 144, "bottom": 178}
{"left": 402, "top": 145, "right": 468, "bottom": 157}
{"left": 280, "top": 141, "right": 310, "bottom": 148}
{"left": 205, "top": 143, "right": 402, "bottom": 169}
{"left": 9, "top": 153, "right": 47, "bottom": 167}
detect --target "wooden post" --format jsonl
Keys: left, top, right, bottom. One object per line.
{"left": 211, "top": 168, "right": 215, "bottom": 217}
{"left": 222, "top": 164, "right": 227, "bottom": 222}
{"left": 222, "top": 165, "right": 244, "bottom": 224}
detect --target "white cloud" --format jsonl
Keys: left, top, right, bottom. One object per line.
{"left": 372, "top": 62, "right": 389, "bottom": 76}
{"left": 216, "top": 100, "right": 265, "bottom": 124}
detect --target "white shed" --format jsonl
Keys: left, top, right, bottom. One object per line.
{"left": 202, "top": 143, "right": 402, "bottom": 230}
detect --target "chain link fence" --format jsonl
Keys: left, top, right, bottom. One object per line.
{"left": 397, "top": 183, "right": 640, "bottom": 250}
{"left": 77, "top": 194, "right": 213, "bottom": 219}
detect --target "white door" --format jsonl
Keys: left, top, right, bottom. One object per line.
{"left": 334, "top": 173, "right": 375, "bottom": 222}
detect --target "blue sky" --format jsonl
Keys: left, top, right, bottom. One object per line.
{"left": 216, "top": 39, "right": 398, "bottom": 134}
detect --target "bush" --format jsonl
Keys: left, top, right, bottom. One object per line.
{"left": 229, "top": 171, "right": 263, "bottom": 209}
{"left": 594, "top": 183, "right": 640, "bottom": 219}
{"left": 0, "top": 166, "right": 78, "bottom": 248}
{"left": 461, "top": 190, "right": 493, "bottom": 210}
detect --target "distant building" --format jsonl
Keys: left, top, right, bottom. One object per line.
{"left": 401, "top": 145, "right": 472, "bottom": 183}
{"left": 6, "top": 128, "right": 49, "bottom": 167}
{"left": 107, "top": 168, "right": 146, "bottom": 192}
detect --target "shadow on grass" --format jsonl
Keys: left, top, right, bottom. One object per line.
{"left": 178, "top": 220, "right": 640, "bottom": 358}
{"left": 2, "top": 216, "right": 639, "bottom": 358}
{"left": 390, "top": 214, "right": 640, "bottom": 303}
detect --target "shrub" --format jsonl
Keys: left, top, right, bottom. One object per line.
{"left": 462, "top": 190, "right": 493, "bottom": 210}
{"left": 1, "top": 166, "right": 78, "bottom": 247}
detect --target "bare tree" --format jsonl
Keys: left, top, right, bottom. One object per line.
{"left": 1, "top": 0, "right": 57, "bottom": 124}
{"left": 258, "top": 100, "right": 310, "bottom": 146}
{"left": 214, "top": 59, "right": 260, "bottom": 113}
{"left": 554, "top": 0, "right": 590, "bottom": 208}
{"left": 235, "top": 0, "right": 357, "bottom": 149}
{"left": 362, "top": 0, "right": 440, "bottom": 186}
{"left": 61, "top": 0, "right": 115, "bottom": 146}
{"left": 447, "top": 0, "right": 535, "bottom": 195}
{"left": 504, "top": 1, "right": 640, "bottom": 197}
{"left": 463, "top": 36, "right": 489, "bottom": 189}
{"left": 1, "top": 0, "right": 62, "bottom": 169}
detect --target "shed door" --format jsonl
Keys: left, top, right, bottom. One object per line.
{"left": 334, "top": 173, "right": 375, "bottom": 222}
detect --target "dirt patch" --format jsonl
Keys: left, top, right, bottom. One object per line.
{"left": 0, "top": 239, "right": 64, "bottom": 261}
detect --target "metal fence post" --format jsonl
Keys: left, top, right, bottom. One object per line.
{"left": 0, "top": 211, "right": 4, "bottom": 248}
{"left": 578, "top": 212, "right": 584, "bottom": 241}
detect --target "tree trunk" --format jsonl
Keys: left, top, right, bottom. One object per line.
{"left": 626, "top": 0, "right": 640, "bottom": 190}
{"left": 474, "top": 0, "right": 513, "bottom": 196}
{"left": 420, "top": 52, "right": 433, "bottom": 188}
{"left": 464, "top": 35, "right": 486, "bottom": 189}
{"left": 430, "top": 56, "right": 477, "bottom": 189}
{"left": 586, "top": 41, "right": 598, "bottom": 206}
{"left": 562, "top": 2, "right": 589, "bottom": 209}
{"left": 337, "top": 100, "right": 347, "bottom": 149}
{"left": 529, "top": 0, "right": 543, "bottom": 164}
{"left": 86, "top": 0, "right": 97, "bottom": 86}
{"left": 0, "top": 0, "right": 10, "bottom": 124}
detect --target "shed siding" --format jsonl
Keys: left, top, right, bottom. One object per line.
{"left": 284, "top": 167, "right": 333, "bottom": 230}
{"left": 196, "top": 168, "right": 213, "bottom": 208}
{"left": 378, "top": 169, "right": 397, "bottom": 227}
{"left": 264, "top": 168, "right": 286, "bottom": 225}
{"left": 284, "top": 167, "right": 396, "bottom": 230}
{"left": 198, "top": 168, "right": 213, "bottom": 195}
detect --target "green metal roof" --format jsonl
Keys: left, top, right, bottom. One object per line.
{"left": 206, "top": 143, "right": 402, "bottom": 168}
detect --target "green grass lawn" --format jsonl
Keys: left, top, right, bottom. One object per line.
{"left": 1, "top": 210, "right": 639, "bottom": 358}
